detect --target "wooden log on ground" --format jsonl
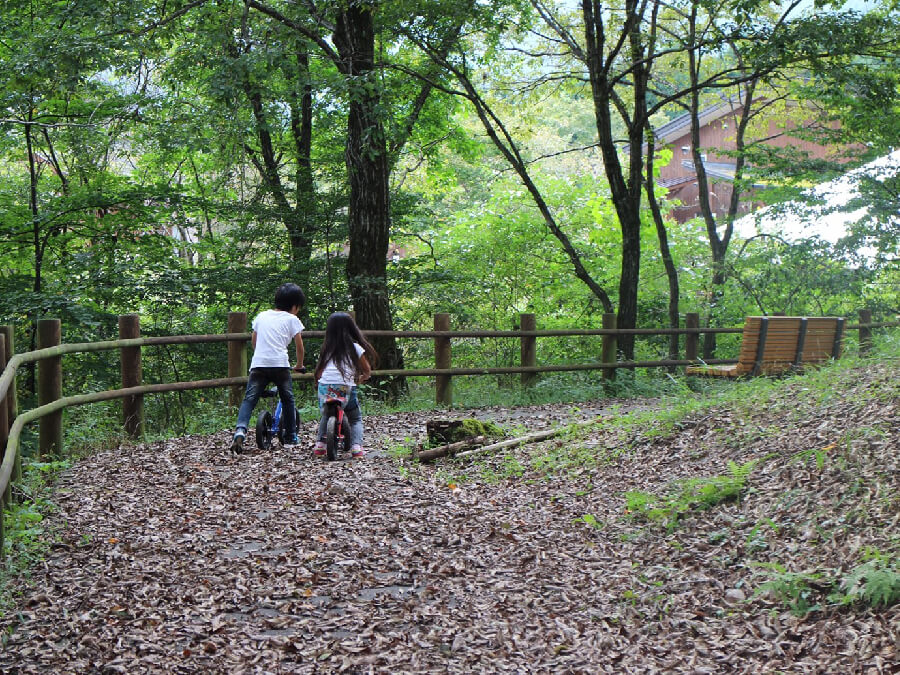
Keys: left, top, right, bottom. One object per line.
{"left": 454, "top": 428, "right": 564, "bottom": 459}
{"left": 416, "top": 436, "right": 486, "bottom": 463}
{"left": 453, "top": 418, "right": 601, "bottom": 461}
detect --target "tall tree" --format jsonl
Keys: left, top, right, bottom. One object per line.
{"left": 674, "top": 2, "right": 899, "bottom": 355}
{"left": 0, "top": 0, "right": 184, "bottom": 393}
{"left": 241, "top": 0, "right": 472, "bottom": 387}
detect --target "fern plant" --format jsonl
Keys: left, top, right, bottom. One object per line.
{"left": 624, "top": 459, "right": 756, "bottom": 531}
{"left": 753, "top": 562, "right": 830, "bottom": 616}
{"left": 836, "top": 555, "right": 900, "bottom": 608}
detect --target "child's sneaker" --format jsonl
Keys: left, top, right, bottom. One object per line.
{"left": 314, "top": 442, "right": 326, "bottom": 457}
{"left": 229, "top": 433, "right": 245, "bottom": 454}
{"left": 284, "top": 435, "right": 300, "bottom": 447}
{"left": 351, "top": 445, "right": 366, "bottom": 459}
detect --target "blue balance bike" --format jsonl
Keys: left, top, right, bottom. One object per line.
{"left": 256, "top": 389, "right": 301, "bottom": 451}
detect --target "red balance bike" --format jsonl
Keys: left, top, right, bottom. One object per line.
{"left": 321, "top": 390, "right": 351, "bottom": 461}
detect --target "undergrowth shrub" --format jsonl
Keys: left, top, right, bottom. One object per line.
{"left": 836, "top": 552, "right": 900, "bottom": 609}
{"left": 1, "top": 460, "right": 71, "bottom": 613}
{"left": 753, "top": 550, "right": 900, "bottom": 616}
{"left": 625, "top": 460, "right": 757, "bottom": 531}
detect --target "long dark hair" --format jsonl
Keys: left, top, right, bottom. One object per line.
{"left": 315, "top": 312, "right": 378, "bottom": 381}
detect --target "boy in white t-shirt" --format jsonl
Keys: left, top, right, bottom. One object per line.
{"left": 229, "top": 283, "right": 306, "bottom": 454}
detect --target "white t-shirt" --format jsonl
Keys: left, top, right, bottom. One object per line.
{"left": 249, "top": 310, "right": 304, "bottom": 369}
{"left": 319, "top": 342, "right": 366, "bottom": 386}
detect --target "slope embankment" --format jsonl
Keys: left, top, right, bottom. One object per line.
{"left": 1, "top": 357, "right": 896, "bottom": 672}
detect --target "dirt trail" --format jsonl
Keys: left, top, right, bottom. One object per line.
{"left": 0, "top": 382, "right": 896, "bottom": 672}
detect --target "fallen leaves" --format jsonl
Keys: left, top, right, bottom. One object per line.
{"left": 0, "top": 377, "right": 897, "bottom": 672}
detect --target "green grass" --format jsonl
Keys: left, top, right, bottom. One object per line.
{"left": 624, "top": 460, "right": 758, "bottom": 532}
{"left": 1, "top": 459, "right": 71, "bottom": 615}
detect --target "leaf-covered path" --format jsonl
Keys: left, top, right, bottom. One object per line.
{"left": 1, "top": 369, "right": 897, "bottom": 672}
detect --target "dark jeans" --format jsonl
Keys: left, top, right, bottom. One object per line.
{"left": 235, "top": 367, "right": 296, "bottom": 439}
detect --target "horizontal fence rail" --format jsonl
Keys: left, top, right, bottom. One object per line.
{"left": 0, "top": 310, "right": 897, "bottom": 559}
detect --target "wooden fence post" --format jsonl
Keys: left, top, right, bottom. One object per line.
{"left": 520, "top": 313, "right": 536, "bottom": 387}
{"left": 858, "top": 308, "right": 872, "bottom": 356}
{"left": 227, "top": 312, "right": 248, "bottom": 407}
{"left": 601, "top": 313, "right": 617, "bottom": 385}
{"left": 685, "top": 313, "right": 699, "bottom": 364}
{"left": 0, "top": 334, "right": 9, "bottom": 507}
{"left": 434, "top": 313, "right": 452, "bottom": 406}
{"left": 37, "top": 318, "right": 62, "bottom": 458}
{"left": 0, "top": 325, "right": 16, "bottom": 425}
{"left": 119, "top": 314, "right": 143, "bottom": 438}
{"left": 0, "top": 324, "right": 19, "bottom": 487}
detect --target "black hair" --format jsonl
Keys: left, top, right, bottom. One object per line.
{"left": 315, "top": 312, "right": 378, "bottom": 381}
{"left": 274, "top": 283, "right": 306, "bottom": 311}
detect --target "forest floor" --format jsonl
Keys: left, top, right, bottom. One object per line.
{"left": 0, "top": 358, "right": 897, "bottom": 673}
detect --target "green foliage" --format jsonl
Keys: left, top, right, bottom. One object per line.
{"left": 753, "top": 551, "right": 899, "bottom": 616}
{"left": 625, "top": 460, "right": 757, "bottom": 531}
{"left": 753, "top": 563, "right": 829, "bottom": 616}
{"left": 573, "top": 513, "right": 604, "bottom": 530}
{"left": 478, "top": 454, "right": 527, "bottom": 483}
{"left": 836, "top": 552, "right": 900, "bottom": 608}
{"left": 1, "top": 459, "right": 71, "bottom": 612}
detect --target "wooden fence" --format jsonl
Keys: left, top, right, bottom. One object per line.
{"left": 0, "top": 309, "right": 896, "bottom": 558}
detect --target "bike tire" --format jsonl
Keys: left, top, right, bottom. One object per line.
{"left": 325, "top": 415, "right": 338, "bottom": 461}
{"left": 276, "top": 406, "right": 301, "bottom": 445}
{"left": 256, "top": 411, "right": 274, "bottom": 450}
{"left": 341, "top": 416, "right": 351, "bottom": 452}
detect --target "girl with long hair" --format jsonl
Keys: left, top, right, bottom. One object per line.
{"left": 313, "top": 312, "right": 378, "bottom": 458}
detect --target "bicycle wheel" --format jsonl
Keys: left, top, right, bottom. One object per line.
{"left": 275, "top": 401, "right": 286, "bottom": 444}
{"left": 341, "top": 416, "right": 351, "bottom": 453}
{"left": 283, "top": 407, "right": 300, "bottom": 444}
{"left": 325, "top": 414, "right": 338, "bottom": 461}
{"left": 256, "top": 411, "right": 274, "bottom": 450}
{"left": 276, "top": 405, "right": 301, "bottom": 445}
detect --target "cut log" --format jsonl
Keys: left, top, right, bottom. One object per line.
{"left": 454, "top": 428, "right": 562, "bottom": 459}
{"left": 416, "top": 436, "right": 486, "bottom": 463}
{"left": 453, "top": 418, "right": 599, "bottom": 461}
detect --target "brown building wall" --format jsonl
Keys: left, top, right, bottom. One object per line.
{"left": 659, "top": 106, "right": 842, "bottom": 222}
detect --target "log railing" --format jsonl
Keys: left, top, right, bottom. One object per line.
{"left": 0, "top": 309, "right": 897, "bottom": 558}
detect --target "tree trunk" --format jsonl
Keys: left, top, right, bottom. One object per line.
{"left": 686, "top": 6, "right": 744, "bottom": 361}
{"left": 235, "top": 34, "right": 318, "bottom": 324}
{"left": 25, "top": 114, "right": 41, "bottom": 395}
{"left": 644, "top": 127, "right": 681, "bottom": 363}
{"left": 334, "top": 4, "right": 405, "bottom": 394}
{"left": 583, "top": 0, "right": 651, "bottom": 360}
